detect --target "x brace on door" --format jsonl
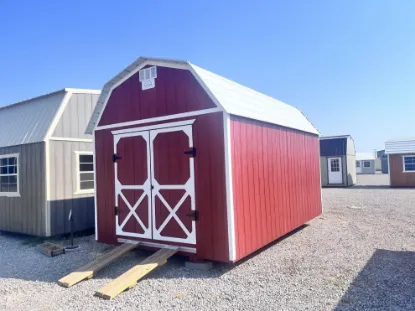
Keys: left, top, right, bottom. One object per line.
{"left": 113, "top": 123, "right": 196, "bottom": 245}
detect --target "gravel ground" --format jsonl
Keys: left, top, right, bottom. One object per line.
{"left": 1, "top": 174, "right": 414, "bottom": 311}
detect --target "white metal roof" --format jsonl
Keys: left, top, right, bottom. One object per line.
{"left": 385, "top": 138, "right": 415, "bottom": 154}
{"left": 356, "top": 152, "right": 376, "bottom": 161}
{"left": 0, "top": 88, "right": 100, "bottom": 148}
{"left": 86, "top": 57, "right": 319, "bottom": 135}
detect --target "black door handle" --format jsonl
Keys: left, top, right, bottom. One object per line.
{"left": 184, "top": 147, "right": 196, "bottom": 158}
{"left": 185, "top": 210, "right": 199, "bottom": 221}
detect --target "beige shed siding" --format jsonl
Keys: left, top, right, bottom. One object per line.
{"left": 347, "top": 136, "right": 356, "bottom": 155}
{"left": 48, "top": 140, "right": 94, "bottom": 235}
{"left": 52, "top": 93, "right": 99, "bottom": 139}
{"left": 346, "top": 154, "right": 357, "bottom": 185}
{"left": 320, "top": 157, "right": 328, "bottom": 186}
{"left": 0, "top": 142, "right": 46, "bottom": 235}
{"left": 346, "top": 137, "right": 357, "bottom": 185}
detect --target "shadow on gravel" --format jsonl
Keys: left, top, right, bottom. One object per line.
{"left": 349, "top": 185, "right": 390, "bottom": 189}
{"left": 334, "top": 249, "right": 415, "bottom": 310}
{"left": 148, "top": 224, "right": 310, "bottom": 280}
{"left": 0, "top": 225, "right": 309, "bottom": 284}
{"left": 348, "top": 185, "right": 415, "bottom": 190}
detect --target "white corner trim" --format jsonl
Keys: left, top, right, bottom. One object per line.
{"left": 0, "top": 153, "right": 20, "bottom": 198}
{"left": 97, "top": 107, "right": 221, "bottom": 132}
{"left": 93, "top": 134, "right": 98, "bottom": 240}
{"left": 50, "top": 137, "right": 93, "bottom": 142}
{"left": 111, "top": 119, "right": 195, "bottom": 135}
{"left": 223, "top": 112, "right": 236, "bottom": 261}
{"left": 44, "top": 90, "right": 73, "bottom": 236}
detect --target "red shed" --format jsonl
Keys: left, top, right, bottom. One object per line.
{"left": 86, "top": 57, "right": 322, "bottom": 263}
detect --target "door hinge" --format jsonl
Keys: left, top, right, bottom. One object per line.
{"left": 114, "top": 206, "right": 118, "bottom": 215}
{"left": 113, "top": 154, "right": 122, "bottom": 162}
{"left": 185, "top": 210, "right": 199, "bottom": 221}
{"left": 184, "top": 147, "right": 196, "bottom": 158}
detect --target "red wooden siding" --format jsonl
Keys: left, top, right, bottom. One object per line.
{"left": 230, "top": 116, "right": 322, "bottom": 261}
{"left": 389, "top": 153, "right": 415, "bottom": 187}
{"left": 95, "top": 112, "right": 230, "bottom": 262}
{"left": 98, "top": 66, "right": 216, "bottom": 127}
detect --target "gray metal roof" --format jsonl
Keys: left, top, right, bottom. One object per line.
{"left": 385, "top": 138, "right": 415, "bottom": 154}
{"left": 0, "top": 88, "right": 100, "bottom": 148}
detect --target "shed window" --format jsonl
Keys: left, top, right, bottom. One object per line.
{"left": 76, "top": 153, "right": 94, "bottom": 193}
{"left": 356, "top": 161, "right": 360, "bottom": 168}
{"left": 403, "top": 156, "right": 415, "bottom": 172}
{"left": 330, "top": 159, "right": 340, "bottom": 172}
{"left": 363, "top": 161, "right": 371, "bottom": 168}
{"left": 0, "top": 154, "right": 19, "bottom": 196}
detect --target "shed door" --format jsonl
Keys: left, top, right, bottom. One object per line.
{"left": 150, "top": 125, "right": 196, "bottom": 244}
{"left": 356, "top": 160, "right": 362, "bottom": 173}
{"left": 328, "top": 157, "right": 343, "bottom": 184}
{"left": 113, "top": 124, "right": 196, "bottom": 245}
{"left": 114, "top": 132, "right": 152, "bottom": 239}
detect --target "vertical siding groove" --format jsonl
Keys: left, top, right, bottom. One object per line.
{"left": 231, "top": 117, "right": 322, "bottom": 261}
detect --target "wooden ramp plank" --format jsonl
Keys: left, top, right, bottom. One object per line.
{"left": 58, "top": 243, "right": 138, "bottom": 288}
{"left": 95, "top": 247, "right": 178, "bottom": 300}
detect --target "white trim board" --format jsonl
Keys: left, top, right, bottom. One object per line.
{"left": 97, "top": 108, "right": 220, "bottom": 132}
{"left": 111, "top": 119, "right": 195, "bottom": 135}
{"left": 117, "top": 238, "right": 196, "bottom": 253}
{"left": 223, "top": 112, "right": 236, "bottom": 261}
{"left": 50, "top": 137, "right": 93, "bottom": 142}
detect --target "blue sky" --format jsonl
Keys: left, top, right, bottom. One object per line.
{"left": 0, "top": 1, "right": 414, "bottom": 152}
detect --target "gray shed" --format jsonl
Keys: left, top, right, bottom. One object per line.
{"left": 356, "top": 153, "right": 376, "bottom": 174}
{"left": 319, "top": 135, "right": 357, "bottom": 187}
{"left": 0, "top": 89, "right": 99, "bottom": 236}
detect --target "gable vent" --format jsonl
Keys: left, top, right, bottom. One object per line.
{"left": 139, "top": 66, "right": 157, "bottom": 90}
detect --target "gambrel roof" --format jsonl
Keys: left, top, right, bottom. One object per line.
{"left": 0, "top": 88, "right": 100, "bottom": 148}
{"left": 86, "top": 57, "right": 319, "bottom": 135}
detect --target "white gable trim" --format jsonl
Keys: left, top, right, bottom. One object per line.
{"left": 65, "top": 88, "right": 101, "bottom": 95}
{"left": 90, "top": 59, "right": 225, "bottom": 133}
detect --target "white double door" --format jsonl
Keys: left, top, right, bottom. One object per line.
{"left": 328, "top": 157, "right": 343, "bottom": 184}
{"left": 113, "top": 124, "right": 196, "bottom": 245}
